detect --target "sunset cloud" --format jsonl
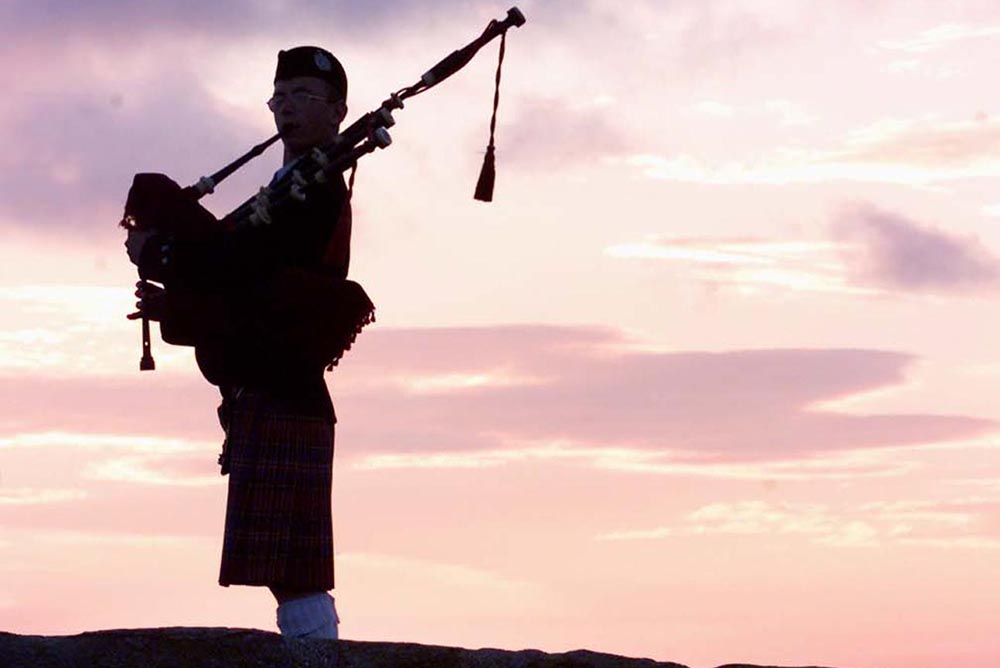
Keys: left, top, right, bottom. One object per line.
{"left": 0, "top": 62, "right": 267, "bottom": 231}
{"left": 687, "top": 99, "right": 818, "bottom": 126}
{"left": 0, "top": 488, "right": 88, "bottom": 506}
{"left": 607, "top": 205, "right": 1000, "bottom": 297}
{"left": 605, "top": 236, "right": 864, "bottom": 295}
{"left": 354, "top": 440, "right": 918, "bottom": 481}
{"left": 629, "top": 117, "right": 1000, "bottom": 185}
{"left": 0, "top": 431, "right": 203, "bottom": 454}
{"left": 0, "top": 0, "right": 486, "bottom": 41}
{"left": 83, "top": 454, "right": 220, "bottom": 487}
{"left": 4, "top": 326, "right": 993, "bottom": 464}
{"left": 834, "top": 205, "right": 1000, "bottom": 293}
{"left": 0, "top": 374, "right": 219, "bottom": 439}
{"left": 332, "top": 327, "right": 997, "bottom": 463}
{"left": 831, "top": 117, "right": 1000, "bottom": 168}
{"left": 878, "top": 23, "right": 1000, "bottom": 53}
{"left": 340, "top": 551, "right": 540, "bottom": 597}
{"left": 672, "top": 1, "right": 794, "bottom": 71}
{"left": 598, "top": 497, "right": 1000, "bottom": 549}
{"left": 501, "top": 97, "right": 628, "bottom": 169}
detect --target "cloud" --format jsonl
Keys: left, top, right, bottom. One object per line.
{"left": 2, "top": 326, "right": 994, "bottom": 469}
{"left": 879, "top": 23, "right": 1000, "bottom": 53}
{"left": 2, "top": 325, "right": 994, "bottom": 497}
{"left": 0, "top": 59, "right": 268, "bottom": 232}
{"left": 673, "top": 2, "right": 793, "bottom": 72}
{"left": 501, "top": 97, "right": 629, "bottom": 168}
{"left": 0, "top": 0, "right": 487, "bottom": 42}
{"left": 335, "top": 551, "right": 549, "bottom": 632}
{"left": 4, "top": 530, "right": 201, "bottom": 548}
{"left": 832, "top": 118, "right": 1000, "bottom": 168}
{"left": 629, "top": 117, "right": 1000, "bottom": 185}
{"left": 605, "top": 236, "right": 865, "bottom": 295}
{"left": 597, "top": 497, "right": 1000, "bottom": 549}
{"left": 949, "top": 477, "right": 1000, "bottom": 491}
{"left": 0, "top": 431, "right": 203, "bottom": 454}
{"left": 0, "top": 488, "right": 88, "bottom": 506}
{"left": 0, "top": 375, "right": 221, "bottom": 440}
{"left": 340, "top": 551, "right": 538, "bottom": 596}
{"left": 354, "top": 441, "right": 918, "bottom": 481}
{"left": 834, "top": 205, "right": 1000, "bottom": 293}
{"left": 1, "top": 323, "right": 995, "bottom": 474}
{"left": 83, "top": 454, "right": 220, "bottom": 487}
{"left": 331, "top": 326, "right": 995, "bottom": 464}
{"left": 0, "top": 286, "right": 142, "bottom": 376}
{"left": 687, "top": 99, "right": 818, "bottom": 126}
{"left": 608, "top": 205, "right": 1000, "bottom": 296}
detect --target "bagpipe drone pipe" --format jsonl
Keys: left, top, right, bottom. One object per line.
{"left": 120, "top": 7, "right": 526, "bottom": 372}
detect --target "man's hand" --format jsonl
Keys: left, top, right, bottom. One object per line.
{"left": 127, "top": 281, "right": 167, "bottom": 322}
{"left": 125, "top": 229, "right": 155, "bottom": 266}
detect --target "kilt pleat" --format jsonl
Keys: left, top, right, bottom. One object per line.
{"left": 218, "top": 390, "right": 335, "bottom": 590}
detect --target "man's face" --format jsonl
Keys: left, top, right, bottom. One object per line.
{"left": 270, "top": 76, "right": 347, "bottom": 156}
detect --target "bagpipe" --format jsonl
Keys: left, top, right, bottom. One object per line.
{"left": 120, "top": 7, "right": 526, "bottom": 372}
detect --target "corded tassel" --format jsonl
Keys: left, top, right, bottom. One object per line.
{"left": 474, "top": 144, "right": 496, "bottom": 202}
{"left": 474, "top": 31, "right": 506, "bottom": 202}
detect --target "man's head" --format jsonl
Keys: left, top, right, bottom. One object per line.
{"left": 270, "top": 46, "right": 348, "bottom": 158}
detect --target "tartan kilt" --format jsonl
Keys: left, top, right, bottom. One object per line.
{"left": 218, "top": 389, "right": 335, "bottom": 590}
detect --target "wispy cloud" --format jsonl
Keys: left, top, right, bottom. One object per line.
{"left": 0, "top": 0, "right": 488, "bottom": 43}
{"left": 393, "top": 370, "right": 548, "bottom": 394}
{"left": 83, "top": 455, "right": 220, "bottom": 487}
{"left": 502, "top": 97, "right": 629, "bottom": 168}
{"left": 0, "top": 431, "right": 204, "bottom": 454}
{"left": 629, "top": 117, "right": 1000, "bottom": 185}
{"left": 0, "top": 373, "right": 220, "bottom": 438}
{"left": 354, "top": 440, "right": 918, "bottom": 481}
{"left": 0, "top": 488, "right": 88, "bottom": 506}
{"left": 6, "top": 327, "right": 992, "bottom": 466}
{"left": 598, "top": 498, "right": 1000, "bottom": 549}
{"left": 0, "top": 63, "right": 266, "bottom": 231}
{"left": 687, "top": 99, "right": 818, "bottom": 126}
{"left": 879, "top": 23, "right": 1000, "bottom": 53}
{"left": 608, "top": 204, "right": 1000, "bottom": 296}
{"left": 605, "top": 236, "right": 865, "bottom": 295}
{"left": 340, "top": 551, "right": 539, "bottom": 595}
{"left": 832, "top": 117, "right": 1000, "bottom": 168}
{"left": 0, "top": 286, "right": 142, "bottom": 376}
{"left": 334, "top": 327, "right": 996, "bottom": 464}
{"left": 0, "top": 528, "right": 208, "bottom": 549}
{"left": 673, "top": 1, "right": 793, "bottom": 71}
{"left": 949, "top": 477, "right": 1000, "bottom": 491}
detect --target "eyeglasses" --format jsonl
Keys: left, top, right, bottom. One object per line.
{"left": 266, "top": 92, "right": 331, "bottom": 111}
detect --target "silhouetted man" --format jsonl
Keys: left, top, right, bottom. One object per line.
{"left": 126, "top": 46, "right": 358, "bottom": 639}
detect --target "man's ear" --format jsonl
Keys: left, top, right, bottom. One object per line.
{"left": 331, "top": 100, "right": 348, "bottom": 128}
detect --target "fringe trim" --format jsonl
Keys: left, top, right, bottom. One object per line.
{"left": 326, "top": 306, "right": 376, "bottom": 371}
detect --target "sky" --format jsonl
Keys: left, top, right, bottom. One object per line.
{"left": 1, "top": 1, "right": 999, "bottom": 667}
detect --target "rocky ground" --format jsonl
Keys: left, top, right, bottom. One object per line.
{"left": 0, "top": 627, "right": 842, "bottom": 668}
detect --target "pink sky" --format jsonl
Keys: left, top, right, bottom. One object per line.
{"left": 1, "top": 2, "right": 999, "bottom": 668}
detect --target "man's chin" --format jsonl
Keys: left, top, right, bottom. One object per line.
{"left": 282, "top": 137, "right": 314, "bottom": 158}
{"left": 285, "top": 132, "right": 332, "bottom": 152}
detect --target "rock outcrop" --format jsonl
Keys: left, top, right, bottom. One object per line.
{"left": 0, "top": 628, "right": 841, "bottom": 668}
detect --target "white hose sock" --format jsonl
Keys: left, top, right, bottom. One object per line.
{"left": 276, "top": 592, "right": 339, "bottom": 639}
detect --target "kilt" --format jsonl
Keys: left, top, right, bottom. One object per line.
{"left": 218, "top": 388, "right": 335, "bottom": 590}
